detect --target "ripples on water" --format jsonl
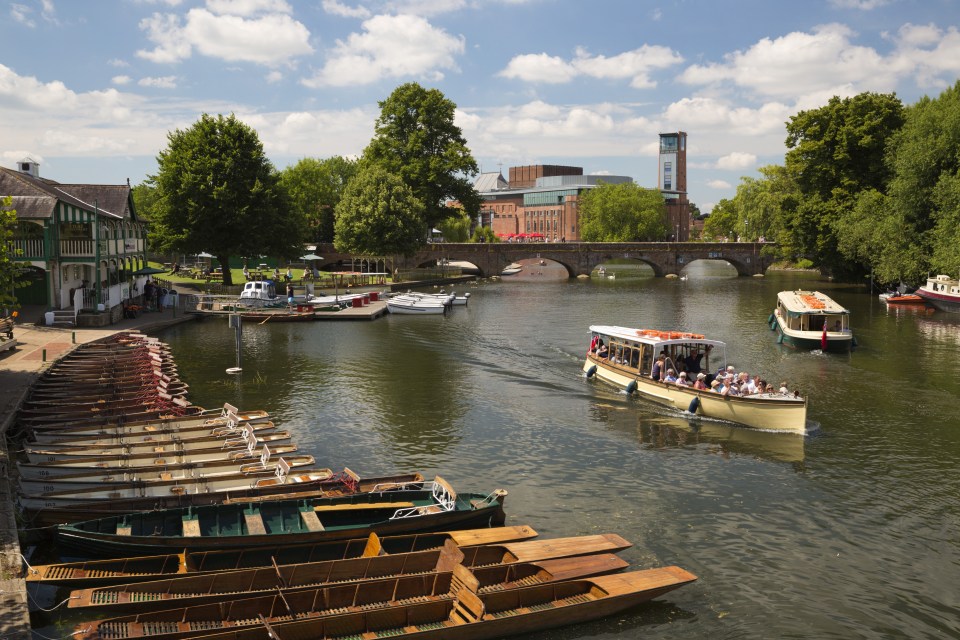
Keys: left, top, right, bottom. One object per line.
{"left": 143, "top": 266, "right": 960, "bottom": 639}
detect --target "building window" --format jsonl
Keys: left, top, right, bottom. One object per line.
{"left": 663, "top": 162, "right": 672, "bottom": 191}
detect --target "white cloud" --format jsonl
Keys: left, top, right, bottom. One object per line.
{"left": 205, "top": 0, "right": 292, "bottom": 17}
{"left": 500, "top": 45, "right": 682, "bottom": 87}
{"left": 137, "top": 7, "right": 312, "bottom": 66}
{"left": 321, "top": 0, "right": 371, "bottom": 19}
{"left": 138, "top": 76, "right": 178, "bottom": 88}
{"left": 716, "top": 152, "right": 756, "bottom": 169}
{"left": 265, "top": 70, "right": 283, "bottom": 83}
{"left": 302, "top": 14, "right": 464, "bottom": 87}
{"left": 0, "top": 64, "right": 79, "bottom": 110}
{"left": 829, "top": 0, "right": 888, "bottom": 9}
{"left": 112, "top": 75, "right": 133, "bottom": 85}
{"left": 498, "top": 53, "right": 577, "bottom": 84}
{"left": 707, "top": 179, "right": 732, "bottom": 189}
{"left": 10, "top": 3, "right": 36, "bottom": 27}
{"left": 664, "top": 97, "right": 790, "bottom": 136}
{"left": 384, "top": 0, "right": 468, "bottom": 17}
{"left": 108, "top": 58, "right": 130, "bottom": 68}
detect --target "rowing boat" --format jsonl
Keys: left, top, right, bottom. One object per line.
{"left": 25, "top": 526, "right": 539, "bottom": 587}
{"left": 23, "top": 421, "right": 277, "bottom": 449}
{"left": 56, "top": 477, "right": 507, "bottom": 556}
{"left": 25, "top": 404, "right": 268, "bottom": 436}
{"left": 68, "top": 544, "right": 630, "bottom": 613}
{"left": 28, "top": 417, "right": 274, "bottom": 445}
{"left": 71, "top": 568, "right": 695, "bottom": 640}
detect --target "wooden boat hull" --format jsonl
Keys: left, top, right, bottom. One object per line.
{"left": 26, "top": 525, "right": 539, "bottom": 587}
{"left": 917, "top": 287, "right": 960, "bottom": 312}
{"left": 18, "top": 454, "right": 316, "bottom": 492}
{"left": 23, "top": 424, "right": 280, "bottom": 450}
{"left": 26, "top": 407, "right": 268, "bottom": 436}
{"left": 71, "top": 568, "right": 695, "bottom": 640}
{"left": 16, "top": 443, "right": 301, "bottom": 472}
{"left": 584, "top": 354, "right": 807, "bottom": 434}
{"left": 771, "top": 313, "right": 853, "bottom": 352}
{"left": 69, "top": 551, "right": 630, "bottom": 613}
{"left": 29, "top": 419, "right": 274, "bottom": 445}
{"left": 22, "top": 431, "right": 292, "bottom": 463}
{"left": 56, "top": 481, "right": 507, "bottom": 556}
{"left": 387, "top": 301, "right": 448, "bottom": 314}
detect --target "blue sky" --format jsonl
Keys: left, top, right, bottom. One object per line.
{"left": 2, "top": 0, "right": 959, "bottom": 213}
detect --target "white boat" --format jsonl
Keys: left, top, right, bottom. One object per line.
{"left": 583, "top": 326, "right": 808, "bottom": 434}
{"left": 238, "top": 281, "right": 283, "bottom": 307}
{"left": 916, "top": 274, "right": 960, "bottom": 312}
{"left": 501, "top": 263, "right": 522, "bottom": 276}
{"left": 400, "top": 291, "right": 469, "bottom": 306}
{"left": 769, "top": 290, "right": 854, "bottom": 351}
{"left": 386, "top": 295, "right": 448, "bottom": 315}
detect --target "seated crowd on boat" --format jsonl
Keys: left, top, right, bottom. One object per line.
{"left": 588, "top": 332, "right": 796, "bottom": 399}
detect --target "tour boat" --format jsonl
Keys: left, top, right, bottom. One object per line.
{"left": 583, "top": 326, "right": 808, "bottom": 434}
{"left": 916, "top": 274, "right": 960, "bottom": 312}
{"left": 769, "top": 290, "right": 854, "bottom": 351}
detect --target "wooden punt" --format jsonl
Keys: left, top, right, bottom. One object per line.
{"left": 18, "top": 453, "right": 316, "bottom": 492}
{"left": 70, "top": 566, "right": 693, "bottom": 640}
{"left": 39, "top": 362, "right": 178, "bottom": 377}
{"left": 20, "top": 394, "right": 191, "bottom": 416}
{"left": 17, "top": 442, "right": 301, "bottom": 472}
{"left": 25, "top": 526, "right": 539, "bottom": 587}
{"left": 56, "top": 477, "right": 507, "bottom": 556}
{"left": 22, "top": 423, "right": 280, "bottom": 451}
{"left": 26, "top": 405, "right": 268, "bottom": 437}
{"left": 22, "top": 431, "right": 293, "bottom": 464}
{"left": 28, "top": 418, "right": 275, "bottom": 446}
{"left": 27, "top": 377, "right": 183, "bottom": 396}
{"left": 24, "top": 471, "right": 427, "bottom": 527}
{"left": 18, "top": 405, "right": 204, "bottom": 429}
{"left": 68, "top": 545, "right": 630, "bottom": 613}
{"left": 24, "top": 384, "right": 190, "bottom": 405}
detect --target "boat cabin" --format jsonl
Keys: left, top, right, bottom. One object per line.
{"left": 776, "top": 290, "right": 850, "bottom": 332}
{"left": 589, "top": 326, "right": 726, "bottom": 379}
{"left": 926, "top": 274, "right": 960, "bottom": 295}
{"left": 240, "top": 280, "right": 278, "bottom": 303}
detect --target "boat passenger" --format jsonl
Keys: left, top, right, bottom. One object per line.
{"left": 765, "top": 383, "right": 776, "bottom": 394}
{"left": 651, "top": 354, "right": 665, "bottom": 380}
{"left": 739, "top": 372, "right": 756, "bottom": 395}
{"left": 675, "top": 371, "right": 689, "bottom": 387}
{"left": 685, "top": 350, "right": 704, "bottom": 373}
{"left": 693, "top": 372, "right": 709, "bottom": 390}
{"left": 710, "top": 380, "right": 722, "bottom": 393}
{"left": 597, "top": 343, "right": 609, "bottom": 359}
{"left": 664, "top": 368, "right": 677, "bottom": 383}
{"left": 630, "top": 350, "right": 640, "bottom": 368}
{"left": 779, "top": 381, "right": 789, "bottom": 395}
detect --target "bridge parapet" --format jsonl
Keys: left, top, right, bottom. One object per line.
{"left": 314, "top": 242, "right": 773, "bottom": 278}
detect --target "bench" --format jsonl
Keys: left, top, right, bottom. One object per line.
{"left": 0, "top": 316, "right": 16, "bottom": 353}
{"left": 313, "top": 502, "right": 414, "bottom": 513}
{"left": 244, "top": 510, "right": 267, "bottom": 535}
{"left": 182, "top": 517, "right": 202, "bottom": 537}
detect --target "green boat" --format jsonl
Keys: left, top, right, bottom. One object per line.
{"left": 56, "top": 477, "right": 508, "bottom": 557}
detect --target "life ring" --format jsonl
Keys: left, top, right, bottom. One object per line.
{"left": 691, "top": 333, "right": 704, "bottom": 339}
{"left": 669, "top": 332, "right": 682, "bottom": 339}
{"left": 681, "top": 332, "right": 693, "bottom": 339}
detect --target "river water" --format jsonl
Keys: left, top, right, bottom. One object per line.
{"left": 65, "top": 263, "right": 960, "bottom": 638}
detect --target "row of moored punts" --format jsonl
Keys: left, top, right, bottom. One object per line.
{"left": 15, "top": 331, "right": 697, "bottom": 640}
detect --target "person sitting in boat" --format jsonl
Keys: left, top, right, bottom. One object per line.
{"left": 685, "top": 350, "right": 704, "bottom": 374}
{"left": 663, "top": 368, "right": 677, "bottom": 383}
{"left": 779, "top": 381, "right": 789, "bottom": 395}
{"left": 693, "top": 372, "right": 709, "bottom": 390}
{"left": 651, "top": 354, "right": 666, "bottom": 380}
{"left": 597, "top": 343, "right": 609, "bottom": 359}
{"left": 739, "top": 372, "right": 756, "bottom": 395}
{"left": 710, "top": 379, "right": 723, "bottom": 393}
{"left": 675, "top": 371, "right": 690, "bottom": 387}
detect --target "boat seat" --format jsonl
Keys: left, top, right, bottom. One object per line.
{"left": 116, "top": 525, "right": 132, "bottom": 536}
{"left": 313, "top": 502, "right": 414, "bottom": 512}
{"left": 299, "top": 509, "right": 324, "bottom": 532}
{"left": 182, "top": 517, "right": 202, "bottom": 537}
{"left": 243, "top": 511, "right": 267, "bottom": 535}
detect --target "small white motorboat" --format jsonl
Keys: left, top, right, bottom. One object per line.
{"left": 386, "top": 295, "right": 448, "bottom": 315}
{"left": 502, "top": 263, "right": 522, "bottom": 276}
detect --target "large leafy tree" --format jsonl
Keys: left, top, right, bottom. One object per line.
{"left": 783, "top": 92, "right": 905, "bottom": 277}
{"left": 0, "top": 196, "right": 25, "bottom": 309}
{"left": 334, "top": 166, "right": 426, "bottom": 256}
{"left": 885, "top": 80, "right": 960, "bottom": 278}
{"left": 578, "top": 182, "right": 667, "bottom": 241}
{"left": 702, "top": 198, "right": 737, "bottom": 241}
{"left": 151, "top": 113, "right": 302, "bottom": 286}
{"left": 362, "top": 83, "right": 481, "bottom": 230}
{"left": 436, "top": 210, "right": 472, "bottom": 242}
{"left": 279, "top": 156, "right": 357, "bottom": 244}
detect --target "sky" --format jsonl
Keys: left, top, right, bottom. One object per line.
{"left": 2, "top": 0, "right": 959, "bottom": 213}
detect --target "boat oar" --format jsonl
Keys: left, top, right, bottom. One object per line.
{"left": 271, "top": 556, "right": 289, "bottom": 589}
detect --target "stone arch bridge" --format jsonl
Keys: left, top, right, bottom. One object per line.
{"left": 314, "top": 242, "right": 774, "bottom": 278}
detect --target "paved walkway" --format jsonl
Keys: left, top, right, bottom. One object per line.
{"left": 0, "top": 308, "right": 195, "bottom": 639}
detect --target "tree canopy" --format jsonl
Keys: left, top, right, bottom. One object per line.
{"left": 279, "top": 156, "right": 357, "bottom": 244}
{"left": 362, "top": 83, "right": 481, "bottom": 230}
{"left": 578, "top": 182, "right": 667, "bottom": 241}
{"left": 151, "top": 113, "right": 303, "bottom": 286}
{"left": 334, "top": 166, "right": 427, "bottom": 257}
{"left": 0, "top": 196, "right": 25, "bottom": 309}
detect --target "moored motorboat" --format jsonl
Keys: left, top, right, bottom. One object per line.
{"left": 879, "top": 292, "right": 926, "bottom": 305}
{"left": 916, "top": 274, "right": 960, "bottom": 312}
{"left": 386, "top": 294, "right": 449, "bottom": 315}
{"left": 501, "top": 263, "right": 522, "bottom": 276}
{"left": 26, "top": 525, "right": 539, "bottom": 587}
{"left": 56, "top": 477, "right": 507, "bottom": 555}
{"left": 584, "top": 326, "right": 808, "bottom": 433}
{"left": 770, "top": 290, "right": 854, "bottom": 351}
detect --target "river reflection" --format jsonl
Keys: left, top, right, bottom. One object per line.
{"left": 134, "top": 264, "right": 960, "bottom": 639}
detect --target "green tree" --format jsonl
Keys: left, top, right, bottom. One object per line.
{"left": 0, "top": 197, "right": 25, "bottom": 309}
{"left": 702, "top": 198, "right": 737, "bottom": 241}
{"left": 279, "top": 156, "right": 357, "bottom": 244}
{"left": 334, "top": 166, "right": 426, "bottom": 256}
{"left": 151, "top": 113, "right": 302, "bottom": 286}
{"left": 436, "top": 210, "right": 472, "bottom": 242}
{"left": 578, "top": 182, "right": 667, "bottom": 241}
{"left": 885, "top": 81, "right": 960, "bottom": 278}
{"left": 783, "top": 92, "right": 905, "bottom": 277}
{"left": 362, "top": 83, "right": 481, "bottom": 230}
{"left": 471, "top": 226, "right": 498, "bottom": 243}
